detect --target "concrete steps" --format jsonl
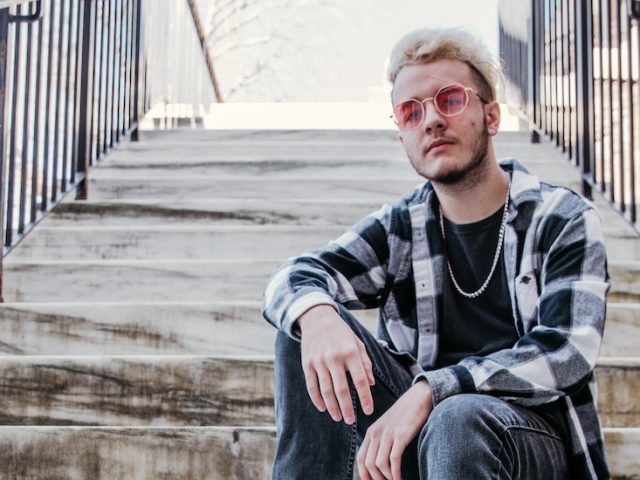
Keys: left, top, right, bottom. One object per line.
{"left": 2, "top": 127, "right": 639, "bottom": 478}
{"left": 0, "top": 426, "right": 635, "bottom": 479}
{"left": 46, "top": 199, "right": 385, "bottom": 227}
{"left": 0, "top": 302, "right": 277, "bottom": 355}
{"left": 5, "top": 259, "right": 640, "bottom": 303}
{"left": 0, "top": 301, "right": 634, "bottom": 356}
{"left": 0, "top": 355, "right": 634, "bottom": 428}
{"left": 0, "top": 426, "right": 277, "bottom": 480}
{"left": 9, "top": 224, "right": 640, "bottom": 262}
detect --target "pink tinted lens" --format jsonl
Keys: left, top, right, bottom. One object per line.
{"left": 434, "top": 85, "right": 468, "bottom": 116}
{"left": 394, "top": 101, "right": 423, "bottom": 130}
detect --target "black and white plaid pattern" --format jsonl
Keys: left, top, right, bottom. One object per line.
{"left": 263, "top": 160, "right": 610, "bottom": 478}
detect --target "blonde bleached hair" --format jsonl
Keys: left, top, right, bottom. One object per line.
{"left": 387, "top": 27, "right": 503, "bottom": 101}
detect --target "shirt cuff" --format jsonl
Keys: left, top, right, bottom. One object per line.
{"left": 281, "top": 290, "right": 339, "bottom": 340}
{"left": 413, "top": 366, "right": 476, "bottom": 406}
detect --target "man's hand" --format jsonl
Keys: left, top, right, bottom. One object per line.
{"left": 298, "top": 305, "right": 376, "bottom": 425}
{"left": 356, "top": 381, "right": 433, "bottom": 480}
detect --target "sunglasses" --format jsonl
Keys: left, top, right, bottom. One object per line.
{"left": 392, "top": 83, "right": 488, "bottom": 132}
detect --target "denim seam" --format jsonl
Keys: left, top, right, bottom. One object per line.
{"left": 499, "top": 424, "right": 564, "bottom": 442}
{"left": 493, "top": 441, "right": 508, "bottom": 480}
{"left": 346, "top": 383, "right": 358, "bottom": 480}
{"left": 371, "top": 364, "right": 403, "bottom": 398}
{"left": 491, "top": 424, "right": 565, "bottom": 479}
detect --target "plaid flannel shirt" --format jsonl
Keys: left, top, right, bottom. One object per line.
{"left": 262, "top": 159, "right": 611, "bottom": 479}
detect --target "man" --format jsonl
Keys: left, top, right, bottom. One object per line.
{"left": 262, "top": 27, "right": 610, "bottom": 479}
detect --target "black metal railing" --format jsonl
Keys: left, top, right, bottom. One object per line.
{"left": 0, "top": 0, "right": 216, "bottom": 300}
{"left": 499, "top": 0, "right": 640, "bottom": 232}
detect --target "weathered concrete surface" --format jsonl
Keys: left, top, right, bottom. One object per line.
{"left": 45, "top": 198, "right": 638, "bottom": 254}
{"left": 90, "top": 156, "right": 419, "bottom": 180}
{"left": 9, "top": 226, "right": 348, "bottom": 261}
{"left": 83, "top": 176, "right": 422, "bottom": 201}
{"left": 0, "top": 355, "right": 633, "bottom": 428}
{"left": 601, "top": 304, "right": 640, "bottom": 357}
{"left": 608, "top": 262, "right": 640, "bottom": 302}
{"left": 47, "top": 199, "right": 384, "bottom": 227}
{"left": 131, "top": 128, "right": 402, "bottom": 143}
{"left": 0, "top": 356, "right": 274, "bottom": 426}
{"left": 0, "top": 426, "right": 633, "bottom": 479}
{"left": 2, "top": 126, "right": 638, "bottom": 477}
{"left": 0, "top": 426, "right": 276, "bottom": 480}
{"left": 605, "top": 428, "right": 640, "bottom": 480}
{"left": 107, "top": 139, "right": 408, "bottom": 160}
{"left": 2, "top": 259, "right": 277, "bottom": 302}
{"left": 11, "top": 224, "right": 640, "bottom": 262}
{"left": 4, "top": 258, "right": 639, "bottom": 303}
{"left": 0, "top": 302, "right": 285, "bottom": 355}
{"left": 596, "top": 358, "right": 640, "bottom": 428}
{"left": 0, "top": 300, "right": 634, "bottom": 356}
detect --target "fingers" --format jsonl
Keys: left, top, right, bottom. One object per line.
{"left": 358, "top": 434, "right": 402, "bottom": 480}
{"left": 373, "top": 437, "right": 394, "bottom": 480}
{"left": 346, "top": 354, "right": 374, "bottom": 417}
{"left": 303, "top": 367, "right": 326, "bottom": 413}
{"left": 390, "top": 443, "right": 404, "bottom": 480}
{"left": 329, "top": 363, "right": 356, "bottom": 424}
{"left": 316, "top": 367, "right": 343, "bottom": 422}
{"left": 301, "top": 326, "right": 377, "bottom": 422}
{"left": 357, "top": 340, "right": 376, "bottom": 386}
{"left": 359, "top": 435, "right": 388, "bottom": 480}
{"left": 356, "top": 436, "right": 372, "bottom": 480}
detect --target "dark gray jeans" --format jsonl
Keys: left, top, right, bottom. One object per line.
{"left": 272, "top": 307, "right": 569, "bottom": 479}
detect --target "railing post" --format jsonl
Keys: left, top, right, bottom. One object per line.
{"left": 131, "top": 0, "right": 142, "bottom": 142}
{"left": 575, "top": 0, "right": 594, "bottom": 199}
{"left": 0, "top": 9, "right": 8, "bottom": 302}
{"left": 529, "top": 0, "right": 540, "bottom": 144}
{"left": 75, "top": 0, "right": 95, "bottom": 200}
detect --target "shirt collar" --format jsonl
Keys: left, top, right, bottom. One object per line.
{"left": 499, "top": 159, "right": 542, "bottom": 222}
{"left": 418, "top": 159, "right": 543, "bottom": 220}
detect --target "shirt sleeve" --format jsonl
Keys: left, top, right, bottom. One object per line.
{"left": 262, "top": 204, "right": 394, "bottom": 339}
{"left": 415, "top": 207, "right": 610, "bottom": 407}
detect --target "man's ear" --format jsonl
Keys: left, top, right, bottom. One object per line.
{"left": 485, "top": 101, "right": 501, "bottom": 137}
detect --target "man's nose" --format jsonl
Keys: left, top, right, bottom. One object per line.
{"left": 422, "top": 101, "right": 447, "bottom": 133}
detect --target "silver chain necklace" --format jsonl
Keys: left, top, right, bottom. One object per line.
{"left": 439, "top": 181, "right": 511, "bottom": 299}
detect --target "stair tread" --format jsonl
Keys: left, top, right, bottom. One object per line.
{"left": 0, "top": 355, "right": 633, "bottom": 428}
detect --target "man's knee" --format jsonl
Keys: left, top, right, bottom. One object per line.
{"left": 420, "top": 394, "right": 491, "bottom": 440}
{"left": 418, "top": 395, "right": 503, "bottom": 469}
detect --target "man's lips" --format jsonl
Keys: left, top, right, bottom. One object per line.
{"left": 425, "top": 139, "right": 455, "bottom": 154}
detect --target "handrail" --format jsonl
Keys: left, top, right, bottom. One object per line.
{"left": 499, "top": 0, "right": 640, "bottom": 233}
{"left": 0, "top": 0, "right": 217, "bottom": 301}
{"left": 0, "top": 1, "right": 32, "bottom": 8}
{"left": 186, "top": 0, "right": 223, "bottom": 103}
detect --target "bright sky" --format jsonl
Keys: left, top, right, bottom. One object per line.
{"left": 330, "top": 0, "right": 499, "bottom": 102}
{"left": 197, "top": 0, "right": 499, "bottom": 102}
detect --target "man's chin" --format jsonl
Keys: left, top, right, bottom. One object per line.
{"left": 413, "top": 158, "right": 466, "bottom": 184}
{"left": 428, "top": 169, "right": 469, "bottom": 185}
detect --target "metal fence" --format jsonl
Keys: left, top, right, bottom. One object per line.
{"left": 0, "top": 0, "right": 216, "bottom": 300}
{"left": 499, "top": 0, "right": 640, "bottom": 232}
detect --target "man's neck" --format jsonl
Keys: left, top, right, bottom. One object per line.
{"left": 433, "top": 157, "right": 509, "bottom": 225}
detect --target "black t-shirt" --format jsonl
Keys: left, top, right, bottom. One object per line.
{"left": 435, "top": 204, "right": 569, "bottom": 441}
{"left": 436, "top": 205, "right": 517, "bottom": 369}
